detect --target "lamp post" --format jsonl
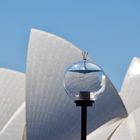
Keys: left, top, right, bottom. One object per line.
{"left": 75, "top": 91, "right": 94, "bottom": 140}
{"left": 64, "top": 52, "right": 106, "bottom": 140}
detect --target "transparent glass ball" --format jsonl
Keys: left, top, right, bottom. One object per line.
{"left": 64, "top": 60, "right": 106, "bottom": 101}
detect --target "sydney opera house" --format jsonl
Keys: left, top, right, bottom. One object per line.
{"left": 0, "top": 29, "right": 140, "bottom": 140}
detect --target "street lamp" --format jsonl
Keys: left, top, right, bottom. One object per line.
{"left": 64, "top": 52, "right": 106, "bottom": 140}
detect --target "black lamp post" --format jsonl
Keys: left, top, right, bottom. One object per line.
{"left": 64, "top": 52, "right": 106, "bottom": 140}
{"left": 75, "top": 91, "right": 94, "bottom": 140}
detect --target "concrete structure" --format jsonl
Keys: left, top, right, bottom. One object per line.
{"left": 0, "top": 29, "right": 140, "bottom": 140}
{"left": 120, "top": 57, "right": 140, "bottom": 114}
{"left": 87, "top": 57, "right": 140, "bottom": 140}
{"left": 0, "top": 69, "right": 25, "bottom": 140}
{"left": 26, "top": 29, "right": 127, "bottom": 140}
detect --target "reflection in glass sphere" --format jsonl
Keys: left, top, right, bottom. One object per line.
{"left": 64, "top": 60, "right": 106, "bottom": 101}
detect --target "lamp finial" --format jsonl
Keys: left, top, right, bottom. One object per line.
{"left": 82, "top": 51, "right": 88, "bottom": 60}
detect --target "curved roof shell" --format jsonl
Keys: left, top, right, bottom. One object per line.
{"left": 120, "top": 57, "right": 140, "bottom": 114}
{"left": 26, "top": 29, "right": 127, "bottom": 140}
{"left": 0, "top": 68, "right": 25, "bottom": 140}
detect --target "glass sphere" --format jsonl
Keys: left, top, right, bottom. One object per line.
{"left": 64, "top": 60, "right": 106, "bottom": 101}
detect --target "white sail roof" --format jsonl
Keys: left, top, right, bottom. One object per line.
{"left": 120, "top": 57, "right": 140, "bottom": 114}
{"left": 26, "top": 29, "right": 127, "bottom": 140}
{"left": 0, "top": 68, "right": 25, "bottom": 140}
{"left": 87, "top": 57, "right": 140, "bottom": 140}
{"left": 87, "top": 120, "right": 122, "bottom": 140}
{"left": 110, "top": 107, "right": 140, "bottom": 140}
{"left": 0, "top": 30, "right": 140, "bottom": 140}
{"left": 0, "top": 103, "right": 25, "bottom": 140}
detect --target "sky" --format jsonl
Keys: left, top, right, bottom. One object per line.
{"left": 0, "top": 0, "right": 140, "bottom": 91}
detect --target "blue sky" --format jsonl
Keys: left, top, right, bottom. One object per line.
{"left": 0, "top": 0, "right": 140, "bottom": 91}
